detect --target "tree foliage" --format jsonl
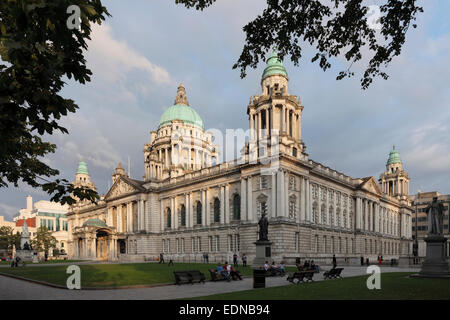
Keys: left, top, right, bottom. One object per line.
{"left": 31, "top": 226, "right": 56, "bottom": 253}
{"left": 0, "top": 0, "right": 109, "bottom": 205}
{"left": 176, "top": 0, "right": 423, "bottom": 89}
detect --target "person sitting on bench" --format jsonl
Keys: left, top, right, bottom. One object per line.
{"left": 229, "top": 265, "right": 242, "bottom": 280}
{"left": 221, "top": 262, "right": 231, "bottom": 281}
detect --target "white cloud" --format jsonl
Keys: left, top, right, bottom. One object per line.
{"left": 86, "top": 23, "right": 171, "bottom": 85}
{"left": 0, "top": 203, "right": 19, "bottom": 221}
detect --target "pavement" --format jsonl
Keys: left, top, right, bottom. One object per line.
{"left": 0, "top": 265, "right": 420, "bottom": 300}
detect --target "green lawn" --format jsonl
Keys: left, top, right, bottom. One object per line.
{"left": 188, "top": 272, "right": 450, "bottom": 300}
{"left": 0, "top": 263, "right": 292, "bottom": 288}
{"left": 0, "top": 260, "right": 84, "bottom": 265}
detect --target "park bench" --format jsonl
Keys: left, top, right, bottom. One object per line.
{"left": 187, "top": 270, "right": 206, "bottom": 283}
{"left": 287, "top": 270, "right": 315, "bottom": 284}
{"left": 209, "top": 269, "right": 230, "bottom": 282}
{"left": 323, "top": 267, "right": 344, "bottom": 280}
{"left": 173, "top": 270, "right": 206, "bottom": 285}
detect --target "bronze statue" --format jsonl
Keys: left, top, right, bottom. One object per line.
{"left": 258, "top": 213, "right": 269, "bottom": 241}
{"left": 425, "top": 197, "right": 444, "bottom": 235}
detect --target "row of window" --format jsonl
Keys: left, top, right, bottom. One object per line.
{"left": 162, "top": 235, "right": 241, "bottom": 254}
{"left": 39, "top": 219, "right": 68, "bottom": 232}
{"left": 166, "top": 195, "right": 241, "bottom": 228}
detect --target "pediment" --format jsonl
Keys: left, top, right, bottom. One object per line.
{"left": 105, "top": 178, "right": 138, "bottom": 200}
{"left": 359, "top": 177, "right": 382, "bottom": 196}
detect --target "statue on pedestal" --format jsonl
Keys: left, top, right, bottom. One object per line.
{"left": 426, "top": 197, "right": 444, "bottom": 236}
{"left": 258, "top": 213, "right": 269, "bottom": 241}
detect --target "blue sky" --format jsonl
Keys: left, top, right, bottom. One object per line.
{"left": 1, "top": 0, "right": 449, "bottom": 220}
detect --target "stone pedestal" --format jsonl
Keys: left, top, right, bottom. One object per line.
{"left": 15, "top": 250, "right": 34, "bottom": 262}
{"left": 252, "top": 240, "right": 272, "bottom": 268}
{"left": 413, "top": 235, "right": 450, "bottom": 278}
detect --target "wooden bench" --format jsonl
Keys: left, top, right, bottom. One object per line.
{"left": 209, "top": 269, "right": 230, "bottom": 282}
{"left": 173, "top": 270, "right": 206, "bottom": 285}
{"left": 323, "top": 267, "right": 344, "bottom": 280}
{"left": 287, "top": 270, "right": 315, "bottom": 284}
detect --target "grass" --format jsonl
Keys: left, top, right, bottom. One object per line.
{"left": 0, "top": 262, "right": 294, "bottom": 288}
{"left": 188, "top": 272, "right": 450, "bottom": 300}
{"left": 0, "top": 260, "right": 84, "bottom": 265}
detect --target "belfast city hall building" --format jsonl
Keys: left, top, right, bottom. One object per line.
{"left": 67, "top": 51, "right": 413, "bottom": 265}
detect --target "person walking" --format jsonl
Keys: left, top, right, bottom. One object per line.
{"left": 159, "top": 253, "right": 165, "bottom": 264}
{"left": 242, "top": 254, "right": 247, "bottom": 267}
{"left": 233, "top": 253, "right": 238, "bottom": 268}
{"left": 332, "top": 254, "right": 337, "bottom": 269}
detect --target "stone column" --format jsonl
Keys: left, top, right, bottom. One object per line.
{"left": 300, "top": 177, "right": 306, "bottom": 221}
{"left": 189, "top": 192, "right": 194, "bottom": 227}
{"left": 219, "top": 186, "right": 225, "bottom": 224}
{"left": 160, "top": 199, "right": 164, "bottom": 232}
{"left": 171, "top": 197, "right": 175, "bottom": 230}
{"left": 140, "top": 200, "right": 145, "bottom": 231}
{"left": 126, "top": 202, "right": 131, "bottom": 233}
{"left": 240, "top": 178, "right": 247, "bottom": 220}
{"left": 205, "top": 188, "right": 210, "bottom": 226}
{"left": 225, "top": 184, "right": 230, "bottom": 224}
{"left": 247, "top": 177, "right": 253, "bottom": 221}
{"left": 184, "top": 193, "right": 189, "bottom": 227}
{"left": 271, "top": 173, "right": 277, "bottom": 219}
{"left": 284, "top": 171, "right": 289, "bottom": 217}
{"left": 356, "top": 197, "right": 361, "bottom": 229}
{"left": 174, "top": 196, "right": 178, "bottom": 229}
{"left": 305, "top": 178, "right": 310, "bottom": 222}
{"left": 276, "top": 170, "right": 284, "bottom": 217}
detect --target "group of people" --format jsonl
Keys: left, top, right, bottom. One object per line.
{"left": 10, "top": 256, "right": 24, "bottom": 268}
{"left": 263, "top": 261, "right": 286, "bottom": 276}
{"left": 215, "top": 262, "right": 243, "bottom": 281}
{"left": 297, "top": 259, "right": 320, "bottom": 273}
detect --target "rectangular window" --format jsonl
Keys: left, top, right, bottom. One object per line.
{"left": 209, "top": 236, "right": 213, "bottom": 252}
{"left": 192, "top": 238, "right": 195, "bottom": 253}
{"left": 215, "top": 235, "right": 220, "bottom": 252}
{"left": 197, "top": 237, "right": 202, "bottom": 252}
{"left": 177, "top": 238, "right": 180, "bottom": 253}
{"left": 228, "top": 235, "right": 233, "bottom": 252}
{"left": 295, "top": 232, "right": 299, "bottom": 252}
{"left": 162, "top": 240, "right": 166, "bottom": 253}
{"left": 260, "top": 176, "right": 268, "bottom": 189}
{"left": 235, "top": 234, "right": 240, "bottom": 252}
{"left": 182, "top": 238, "right": 185, "bottom": 253}
{"left": 167, "top": 239, "right": 170, "bottom": 253}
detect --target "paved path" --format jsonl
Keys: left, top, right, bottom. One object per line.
{"left": 0, "top": 266, "right": 420, "bottom": 300}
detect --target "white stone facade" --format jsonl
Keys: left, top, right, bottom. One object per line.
{"left": 67, "top": 54, "right": 413, "bottom": 265}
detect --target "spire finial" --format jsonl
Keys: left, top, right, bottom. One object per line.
{"left": 174, "top": 83, "right": 189, "bottom": 106}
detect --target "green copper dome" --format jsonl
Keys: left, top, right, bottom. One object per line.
{"left": 76, "top": 161, "right": 89, "bottom": 175}
{"left": 82, "top": 218, "right": 107, "bottom": 228}
{"left": 159, "top": 104, "right": 204, "bottom": 129}
{"left": 159, "top": 84, "right": 204, "bottom": 130}
{"left": 262, "top": 50, "right": 288, "bottom": 79}
{"left": 387, "top": 146, "right": 402, "bottom": 165}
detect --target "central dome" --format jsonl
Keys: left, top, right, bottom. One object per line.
{"left": 158, "top": 84, "right": 204, "bottom": 130}
{"left": 159, "top": 104, "right": 204, "bottom": 129}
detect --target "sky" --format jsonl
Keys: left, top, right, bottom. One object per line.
{"left": 1, "top": 0, "right": 449, "bottom": 221}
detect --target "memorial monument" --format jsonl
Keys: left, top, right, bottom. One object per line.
{"left": 414, "top": 197, "right": 450, "bottom": 278}
{"left": 14, "top": 221, "right": 35, "bottom": 262}
{"left": 252, "top": 213, "right": 272, "bottom": 267}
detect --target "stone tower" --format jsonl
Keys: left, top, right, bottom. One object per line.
{"left": 379, "top": 146, "right": 410, "bottom": 199}
{"left": 73, "top": 161, "right": 97, "bottom": 192}
{"left": 247, "top": 50, "right": 307, "bottom": 163}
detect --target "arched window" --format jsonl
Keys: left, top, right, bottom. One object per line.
{"left": 166, "top": 208, "right": 171, "bottom": 228}
{"left": 180, "top": 204, "right": 186, "bottom": 227}
{"left": 233, "top": 194, "right": 241, "bottom": 220}
{"left": 214, "top": 198, "right": 220, "bottom": 223}
{"left": 196, "top": 201, "right": 202, "bottom": 225}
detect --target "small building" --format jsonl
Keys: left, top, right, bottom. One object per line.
{"left": 13, "top": 195, "right": 69, "bottom": 254}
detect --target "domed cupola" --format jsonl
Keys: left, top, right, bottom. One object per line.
{"left": 158, "top": 84, "right": 204, "bottom": 130}
{"left": 386, "top": 145, "right": 402, "bottom": 165}
{"left": 262, "top": 50, "right": 288, "bottom": 80}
